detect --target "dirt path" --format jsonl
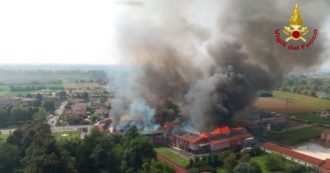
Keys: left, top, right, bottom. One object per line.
{"left": 157, "top": 153, "right": 187, "bottom": 173}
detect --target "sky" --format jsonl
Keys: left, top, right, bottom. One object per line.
{"left": 0, "top": 0, "right": 117, "bottom": 65}
{"left": 0, "top": 0, "right": 330, "bottom": 69}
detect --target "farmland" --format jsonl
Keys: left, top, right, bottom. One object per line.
{"left": 254, "top": 91, "right": 330, "bottom": 113}
{"left": 0, "top": 69, "right": 107, "bottom": 97}
{"left": 273, "top": 91, "right": 330, "bottom": 111}
{"left": 293, "top": 113, "right": 330, "bottom": 125}
{"left": 267, "top": 126, "right": 326, "bottom": 146}
{"left": 254, "top": 97, "right": 308, "bottom": 113}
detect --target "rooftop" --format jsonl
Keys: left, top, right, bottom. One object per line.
{"left": 262, "top": 142, "right": 324, "bottom": 166}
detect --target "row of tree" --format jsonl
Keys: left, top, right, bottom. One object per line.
{"left": 0, "top": 106, "right": 48, "bottom": 128}
{"left": 278, "top": 75, "right": 330, "bottom": 98}
{"left": 10, "top": 85, "right": 64, "bottom": 92}
{"left": 187, "top": 149, "right": 315, "bottom": 173}
{"left": 0, "top": 123, "right": 174, "bottom": 173}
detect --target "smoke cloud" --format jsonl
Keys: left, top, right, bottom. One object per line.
{"left": 111, "top": 0, "right": 330, "bottom": 131}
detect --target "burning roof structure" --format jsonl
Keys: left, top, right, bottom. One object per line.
{"left": 170, "top": 126, "right": 253, "bottom": 154}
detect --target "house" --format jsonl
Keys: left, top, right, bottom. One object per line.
{"left": 20, "top": 98, "right": 36, "bottom": 106}
{"left": 97, "top": 118, "right": 113, "bottom": 133}
{"left": 68, "top": 103, "right": 87, "bottom": 117}
{"left": 261, "top": 142, "right": 325, "bottom": 171}
{"left": 95, "top": 108, "right": 109, "bottom": 118}
{"left": 321, "top": 129, "right": 330, "bottom": 144}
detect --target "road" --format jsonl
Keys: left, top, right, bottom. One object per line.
{"left": 47, "top": 101, "right": 68, "bottom": 127}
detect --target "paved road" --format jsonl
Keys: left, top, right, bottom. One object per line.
{"left": 47, "top": 101, "right": 68, "bottom": 127}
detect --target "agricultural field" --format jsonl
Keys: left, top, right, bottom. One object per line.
{"left": 254, "top": 97, "right": 308, "bottom": 113}
{"left": 267, "top": 126, "right": 326, "bottom": 146}
{"left": 255, "top": 91, "right": 330, "bottom": 113}
{"left": 154, "top": 147, "right": 189, "bottom": 168}
{"left": 0, "top": 69, "right": 107, "bottom": 97}
{"left": 293, "top": 113, "right": 330, "bottom": 125}
{"left": 273, "top": 91, "right": 330, "bottom": 111}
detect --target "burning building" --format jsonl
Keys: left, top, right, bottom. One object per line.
{"left": 170, "top": 126, "right": 253, "bottom": 154}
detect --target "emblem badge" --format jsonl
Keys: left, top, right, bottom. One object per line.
{"left": 283, "top": 3, "right": 308, "bottom": 42}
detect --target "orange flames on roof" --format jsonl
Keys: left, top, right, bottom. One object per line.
{"left": 199, "top": 126, "right": 242, "bottom": 138}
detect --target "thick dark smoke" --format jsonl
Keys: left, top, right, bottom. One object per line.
{"left": 112, "top": 0, "right": 330, "bottom": 131}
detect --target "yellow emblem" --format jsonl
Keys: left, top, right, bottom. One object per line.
{"left": 283, "top": 3, "right": 308, "bottom": 42}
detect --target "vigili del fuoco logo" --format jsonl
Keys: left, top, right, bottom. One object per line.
{"left": 274, "top": 3, "right": 318, "bottom": 51}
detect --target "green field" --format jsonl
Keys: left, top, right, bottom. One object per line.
{"left": 268, "top": 126, "right": 325, "bottom": 146}
{"left": 273, "top": 91, "right": 330, "bottom": 111}
{"left": 154, "top": 147, "right": 189, "bottom": 168}
{"left": 0, "top": 73, "right": 96, "bottom": 84}
{"left": 293, "top": 113, "right": 330, "bottom": 125}
{"left": 53, "top": 131, "right": 80, "bottom": 142}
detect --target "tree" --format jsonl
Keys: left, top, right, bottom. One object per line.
{"left": 0, "top": 108, "right": 9, "bottom": 127}
{"left": 10, "top": 106, "right": 32, "bottom": 123}
{"left": 6, "top": 122, "right": 77, "bottom": 173}
{"left": 233, "top": 162, "right": 256, "bottom": 173}
{"left": 58, "top": 91, "right": 66, "bottom": 100}
{"left": 249, "top": 160, "right": 262, "bottom": 173}
{"left": 33, "top": 107, "right": 48, "bottom": 121}
{"left": 139, "top": 159, "right": 175, "bottom": 173}
{"left": 23, "top": 137, "right": 77, "bottom": 173}
{"left": 223, "top": 152, "right": 237, "bottom": 171}
{"left": 121, "top": 135, "right": 156, "bottom": 173}
{"left": 266, "top": 153, "right": 285, "bottom": 171}
{"left": 33, "top": 93, "right": 43, "bottom": 107}
{"left": 43, "top": 100, "right": 55, "bottom": 112}
{"left": 0, "top": 143, "right": 19, "bottom": 173}
{"left": 239, "top": 153, "right": 250, "bottom": 162}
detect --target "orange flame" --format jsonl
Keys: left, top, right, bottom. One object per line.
{"left": 210, "top": 126, "right": 230, "bottom": 135}
{"left": 199, "top": 126, "right": 240, "bottom": 138}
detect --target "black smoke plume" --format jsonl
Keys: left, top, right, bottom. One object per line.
{"left": 112, "top": 0, "right": 329, "bottom": 131}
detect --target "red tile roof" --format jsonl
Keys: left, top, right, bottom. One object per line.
{"left": 209, "top": 133, "right": 252, "bottom": 145}
{"left": 174, "top": 132, "right": 252, "bottom": 145}
{"left": 262, "top": 143, "right": 324, "bottom": 166}
{"left": 321, "top": 159, "right": 330, "bottom": 173}
{"left": 174, "top": 134, "right": 207, "bottom": 144}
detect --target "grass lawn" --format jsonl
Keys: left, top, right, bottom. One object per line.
{"left": 252, "top": 155, "right": 271, "bottom": 173}
{"left": 154, "top": 147, "right": 189, "bottom": 168}
{"left": 53, "top": 131, "right": 80, "bottom": 142}
{"left": 273, "top": 91, "right": 330, "bottom": 111}
{"left": 216, "top": 168, "right": 228, "bottom": 173}
{"left": 268, "top": 126, "right": 326, "bottom": 146}
{"left": 0, "top": 134, "right": 8, "bottom": 143}
{"left": 293, "top": 113, "right": 330, "bottom": 125}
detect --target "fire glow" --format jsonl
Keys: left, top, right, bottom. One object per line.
{"left": 199, "top": 126, "right": 242, "bottom": 138}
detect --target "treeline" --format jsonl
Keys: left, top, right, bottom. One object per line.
{"left": 0, "top": 106, "right": 48, "bottom": 128}
{"left": 9, "top": 85, "right": 64, "bottom": 92}
{"left": 278, "top": 75, "right": 330, "bottom": 98}
{"left": 187, "top": 150, "right": 315, "bottom": 173}
{"left": 0, "top": 123, "right": 174, "bottom": 173}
